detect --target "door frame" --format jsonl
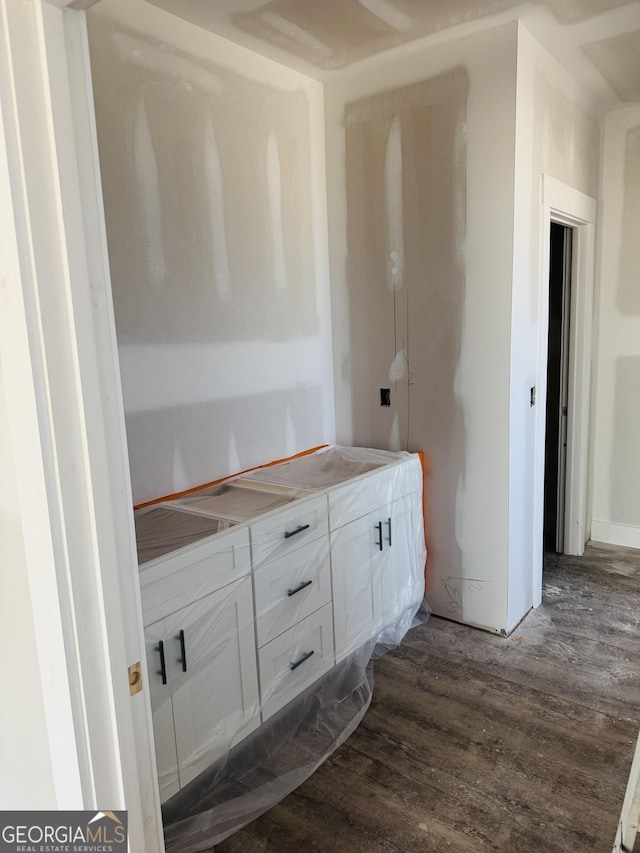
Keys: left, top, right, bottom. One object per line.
{"left": 0, "top": 0, "right": 163, "bottom": 848}
{"left": 533, "top": 175, "right": 597, "bottom": 606}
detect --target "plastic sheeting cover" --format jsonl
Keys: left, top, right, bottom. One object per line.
{"left": 136, "top": 446, "right": 428, "bottom": 851}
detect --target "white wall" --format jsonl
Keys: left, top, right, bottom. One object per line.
{"left": 326, "top": 22, "right": 518, "bottom": 633}
{"left": 510, "top": 24, "right": 600, "bottom": 627}
{"left": 0, "top": 360, "right": 56, "bottom": 808}
{"left": 88, "top": 0, "right": 335, "bottom": 506}
{"left": 591, "top": 103, "right": 640, "bottom": 549}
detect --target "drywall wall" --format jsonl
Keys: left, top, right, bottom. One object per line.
{"left": 343, "top": 67, "right": 468, "bottom": 597}
{"left": 591, "top": 104, "right": 640, "bottom": 548}
{"left": 618, "top": 126, "right": 640, "bottom": 314}
{"left": 326, "top": 22, "right": 518, "bottom": 632}
{"left": 0, "top": 360, "right": 56, "bottom": 808}
{"left": 88, "top": 0, "right": 335, "bottom": 505}
{"left": 510, "top": 24, "right": 600, "bottom": 625}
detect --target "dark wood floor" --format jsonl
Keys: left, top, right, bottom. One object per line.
{"left": 216, "top": 542, "right": 640, "bottom": 852}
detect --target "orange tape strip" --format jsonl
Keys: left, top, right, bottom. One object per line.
{"left": 133, "top": 445, "right": 330, "bottom": 512}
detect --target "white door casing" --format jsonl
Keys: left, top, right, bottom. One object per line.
{"left": 0, "top": 0, "right": 164, "bottom": 848}
{"left": 533, "top": 175, "right": 597, "bottom": 606}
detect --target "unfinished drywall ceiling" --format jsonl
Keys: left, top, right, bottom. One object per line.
{"left": 232, "top": 0, "right": 634, "bottom": 69}
{"left": 145, "top": 0, "right": 639, "bottom": 108}
{"left": 583, "top": 30, "right": 640, "bottom": 102}
{"left": 619, "top": 127, "right": 640, "bottom": 313}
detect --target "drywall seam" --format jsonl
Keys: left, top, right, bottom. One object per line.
{"left": 591, "top": 103, "right": 640, "bottom": 534}
{"left": 91, "top": 0, "right": 321, "bottom": 92}
{"left": 203, "top": 113, "right": 233, "bottom": 304}
{"left": 327, "top": 22, "right": 518, "bottom": 631}
{"left": 133, "top": 98, "right": 165, "bottom": 288}
{"left": 89, "top": 2, "right": 336, "bottom": 504}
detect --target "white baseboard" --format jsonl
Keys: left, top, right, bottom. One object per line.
{"left": 590, "top": 520, "right": 640, "bottom": 550}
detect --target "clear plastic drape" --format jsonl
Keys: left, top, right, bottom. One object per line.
{"left": 135, "top": 447, "right": 428, "bottom": 851}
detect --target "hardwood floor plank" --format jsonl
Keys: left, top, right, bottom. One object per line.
{"left": 211, "top": 544, "right": 640, "bottom": 852}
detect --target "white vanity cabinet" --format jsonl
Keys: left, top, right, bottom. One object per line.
{"left": 330, "top": 496, "right": 417, "bottom": 661}
{"left": 137, "top": 515, "right": 259, "bottom": 803}
{"left": 329, "top": 464, "right": 424, "bottom": 662}
{"left": 136, "top": 447, "right": 425, "bottom": 805}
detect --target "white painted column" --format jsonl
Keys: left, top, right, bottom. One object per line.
{"left": 0, "top": 0, "right": 163, "bottom": 848}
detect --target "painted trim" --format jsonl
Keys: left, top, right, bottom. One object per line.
{"left": 591, "top": 520, "right": 640, "bottom": 550}
{"left": 542, "top": 176, "right": 597, "bottom": 223}
{"left": 0, "top": 0, "right": 84, "bottom": 807}
{"left": 55, "top": 8, "right": 165, "bottom": 848}
{"left": 0, "top": 1, "right": 162, "bottom": 847}
{"left": 533, "top": 175, "right": 597, "bottom": 608}
{"left": 612, "top": 729, "right": 640, "bottom": 853}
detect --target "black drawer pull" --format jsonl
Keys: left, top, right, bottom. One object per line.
{"left": 375, "top": 521, "right": 383, "bottom": 551}
{"left": 178, "top": 629, "right": 187, "bottom": 673}
{"left": 287, "top": 579, "right": 313, "bottom": 597}
{"left": 157, "top": 640, "right": 167, "bottom": 685}
{"left": 289, "top": 650, "right": 314, "bottom": 671}
{"left": 386, "top": 517, "right": 392, "bottom": 547}
{"left": 284, "top": 523, "right": 310, "bottom": 540}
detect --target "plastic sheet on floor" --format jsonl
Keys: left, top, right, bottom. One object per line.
{"left": 136, "top": 446, "right": 428, "bottom": 851}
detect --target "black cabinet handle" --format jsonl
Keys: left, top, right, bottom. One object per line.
{"left": 157, "top": 640, "right": 167, "bottom": 685}
{"left": 289, "top": 650, "right": 314, "bottom": 671}
{"left": 284, "top": 524, "right": 310, "bottom": 540}
{"left": 178, "top": 629, "right": 187, "bottom": 673}
{"left": 287, "top": 579, "right": 313, "bottom": 597}
{"left": 375, "top": 521, "right": 383, "bottom": 551}
{"left": 386, "top": 517, "right": 392, "bottom": 547}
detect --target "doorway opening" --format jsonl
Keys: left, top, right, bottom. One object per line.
{"left": 544, "top": 222, "right": 573, "bottom": 554}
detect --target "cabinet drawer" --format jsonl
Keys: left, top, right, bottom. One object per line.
{"left": 258, "top": 603, "right": 334, "bottom": 721}
{"left": 140, "top": 526, "right": 251, "bottom": 624}
{"left": 250, "top": 494, "right": 328, "bottom": 568}
{"left": 254, "top": 536, "right": 331, "bottom": 648}
{"left": 329, "top": 457, "right": 422, "bottom": 530}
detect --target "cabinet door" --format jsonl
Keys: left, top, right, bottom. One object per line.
{"left": 379, "top": 493, "right": 424, "bottom": 632}
{"left": 167, "top": 576, "right": 260, "bottom": 790}
{"left": 330, "top": 508, "right": 385, "bottom": 662}
{"left": 144, "top": 618, "right": 180, "bottom": 803}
